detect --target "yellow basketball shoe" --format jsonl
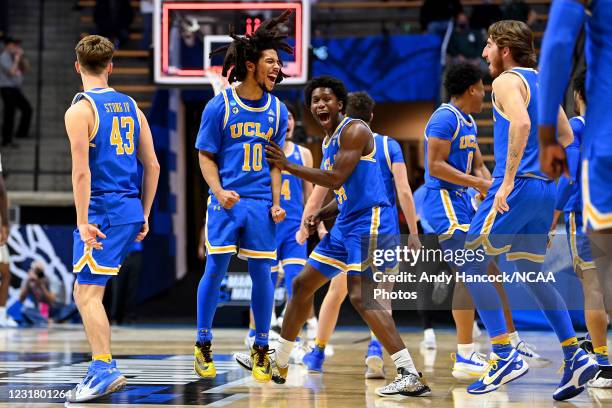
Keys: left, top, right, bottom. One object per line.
{"left": 194, "top": 342, "right": 216, "bottom": 378}
{"left": 251, "top": 344, "right": 273, "bottom": 382}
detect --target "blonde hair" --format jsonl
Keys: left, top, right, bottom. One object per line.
{"left": 488, "top": 20, "right": 536, "bottom": 68}
{"left": 75, "top": 35, "right": 114, "bottom": 74}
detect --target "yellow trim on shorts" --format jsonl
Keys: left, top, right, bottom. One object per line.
{"left": 310, "top": 251, "right": 348, "bottom": 272}
{"left": 582, "top": 160, "right": 612, "bottom": 231}
{"left": 505, "top": 251, "right": 546, "bottom": 263}
{"left": 271, "top": 265, "right": 280, "bottom": 272}
{"left": 73, "top": 247, "right": 120, "bottom": 275}
{"left": 439, "top": 190, "right": 470, "bottom": 238}
{"left": 464, "top": 204, "right": 511, "bottom": 255}
{"left": 569, "top": 211, "right": 596, "bottom": 270}
{"left": 280, "top": 258, "right": 307, "bottom": 266}
{"left": 238, "top": 248, "right": 277, "bottom": 259}
{"left": 346, "top": 263, "right": 361, "bottom": 272}
{"left": 204, "top": 196, "right": 237, "bottom": 255}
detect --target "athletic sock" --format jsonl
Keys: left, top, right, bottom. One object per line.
{"left": 306, "top": 316, "right": 317, "bottom": 328}
{"left": 457, "top": 343, "right": 475, "bottom": 360}
{"left": 508, "top": 331, "right": 521, "bottom": 347}
{"left": 491, "top": 337, "right": 512, "bottom": 359}
{"left": 275, "top": 337, "right": 295, "bottom": 367}
{"left": 561, "top": 337, "right": 579, "bottom": 360}
{"left": 391, "top": 349, "right": 418, "bottom": 376}
{"left": 370, "top": 331, "right": 379, "bottom": 342}
{"left": 93, "top": 354, "right": 112, "bottom": 364}
{"left": 315, "top": 338, "right": 327, "bottom": 350}
{"left": 424, "top": 328, "right": 435, "bottom": 342}
{"left": 197, "top": 328, "right": 213, "bottom": 344}
{"left": 594, "top": 345, "right": 609, "bottom": 365}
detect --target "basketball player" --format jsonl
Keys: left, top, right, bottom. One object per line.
{"left": 301, "top": 91, "right": 421, "bottom": 380}
{"left": 537, "top": 0, "right": 612, "bottom": 338}
{"left": 0, "top": 156, "right": 14, "bottom": 328}
{"left": 548, "top": 70, "right": 612, "bottom": 388}
{"left": 459, "top": 21, "right": 597, "bottom": 400}
{"left": 194, "top": 11, "right": 290, "bottom": 382}
{"left": 238, "top": 76, "right": 430, "bottom": 397}
{"left": 65, "top": 35, "right": 160, "bottom": 402}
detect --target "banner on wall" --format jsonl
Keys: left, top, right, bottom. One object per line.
{"left": 312, "top": 34, "right": 442, "bottom": 102}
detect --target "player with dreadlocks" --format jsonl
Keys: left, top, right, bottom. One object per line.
{"left": 193, "top": 10, "right": 292, "bottom": 383}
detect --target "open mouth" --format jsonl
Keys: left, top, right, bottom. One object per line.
{"left": 267, "top": 74, "right": 277, "bottom": 84}
{"left": 317, "top": 112, "right": 330, "bottom": 123}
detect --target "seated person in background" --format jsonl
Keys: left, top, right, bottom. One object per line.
{"left": 19, "top": 262, "right": 55, "bottom": 326}
{"left": 447, "top": 13, "right": 486, "bottom": 70}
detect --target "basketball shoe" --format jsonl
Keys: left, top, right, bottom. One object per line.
{"left": 451, "top": 352, "right": 487, "bottom": 380}
{"left": 194, "top": 341, "right": 216, "bottom": 378}
{"left": 365, "top": 339, "right": 385, "bottom": 379}
{"left": 467, "top": 349, "right": 529, "bottom": 394}
{"left": 66, "top": 360, "right": 126, "bottom": 402}
{"left": 553, "top": 348, "right": 598, "bottom": 400}
{"left": 514, "top": 340, "right": 551, "bottom": 368}
{"left": 234, "top": 350, "right": 288, "bottom": 384}
{"left": 375, "top": 368, "right": 431, "bottom": 397}
{"left": 302, "top": 346, "right": 325, "bottom": 372}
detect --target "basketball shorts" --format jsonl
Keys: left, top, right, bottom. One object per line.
{"left": 205, "top": 196, "right": 277, "bottom": 260}
{"left": 582, "top": 156, "right": 612, "bottom": 231}
{"left": 272, "top": 219, "right": 307, "bottom": 273}
{"left": 465, "top": 176, "right": 555, "bottom": 263}
{"left": 422, "top": 187, "right": 474, "bottom": 252}
{"left": 308, "top": 205, "right": 398, "bottom": 279}
{"left": 564, "top": 211, "right": 595, "bottom": 271}
{"left": 73, "top": 219, "right": 142, "bottom": 286}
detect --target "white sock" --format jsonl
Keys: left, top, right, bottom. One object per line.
{"left": 275, "top": 337, "right": 295, "bottom": 368}
{"left": 0, "top": 306, "right": 5, "bottom": 320}
{"left": 424, "top": 328, "right": 435, "bottom": 341}
{"left": 306, "top": 316, "right": 317, "bottom": 327}
{"left": 391, "top": 349, "right": 418, "bottom": 376}
{"left": 508, "top": 331, "right": 520, "bottom": 347}
{"left": 457, "top": 343, "right": 475, "bottom": 359}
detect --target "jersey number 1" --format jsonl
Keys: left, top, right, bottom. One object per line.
{"left": 110, "top": 116, "right": 135, "bottom": 155}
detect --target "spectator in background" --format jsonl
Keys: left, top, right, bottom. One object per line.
{"left": 420, "top": 0, "right": 463, "bottom": 37}
{"left": 110, "top": 241, "right": 142, "bottom": 324}
{"left": 19, "top": 262, "right": 55, "bottom": 326}
{"left": 140, "top": 0, "right": 154, "bottom": 49}
{"left": 470, "top": 0, "right": 503, "bottom": 32}
{"left": 0, "top": 0, "right": 7, "bottom": 40}
{"left": 0, "top": 37, "right": 31, "bottom": 147}
{"left": 447, "top": 13, "right": 486, "bottom": 69}
{"left": 94, "top": 0, "right": 134, "bottom": 48}
{"left": 501, "top": 0, "right": 537, "bottom": 27}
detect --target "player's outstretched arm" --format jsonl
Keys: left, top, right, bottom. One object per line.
{"left": 65, "top": 101, "right": 105, "bottom": 249}
{"left": 492, "top": 74, "right": 531, "bottom": 213}
{"left": 136, "top": 109, "right": 161, "bottom": 241}
{"left": 265, "top": 121, "right": 369, "bottom": 190}
{"left": 297, "top": 184, "right": 329, "bottom": 244}
{"left": 428, "top": 137, "right": 491, "bottom": 195}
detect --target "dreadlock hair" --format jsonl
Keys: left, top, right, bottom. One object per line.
{"left": 304, "top": 76, "right": 348, "bottom": 111}
{"left": 573, "top": 68, "right": 586, "bottom": 105}
{"left": 346, "top": 91, "right": 375, "bottom": 123}
{"left": 210, "top": 10, "right": 294, "bottom": 84}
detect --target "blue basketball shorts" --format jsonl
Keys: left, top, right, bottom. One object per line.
{"left": 73, "top": 219, "right": 142, "bottom": 286}
{"left": 272, "top": 218, "right": 307, "bottom": 273}
{"left": 582, "top": 156, "right": 612, "bottom": 231}
{"left": 564, "top": 211, "right": 595, "bottom": 271}
{"left": 205, "top": 196, "right": 277, "bottom": 260}
{"left": 465, "top": 176, "right": 555, "bottom": 263}
{"left": 307, "top": 205, "right": 398, "bottom": 279}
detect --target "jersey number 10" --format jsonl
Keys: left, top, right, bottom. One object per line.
{"left": 110, "top": 116, "right": 135, "bottom": 155}
{"left": 242, "top": 143, "right": 263, "bottom": 171}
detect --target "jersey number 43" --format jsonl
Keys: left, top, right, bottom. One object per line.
{"left": 110, "top": 116, "right": 135, "bottom": 155}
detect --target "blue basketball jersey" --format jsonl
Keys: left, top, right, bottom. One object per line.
{"left": 424, "top": 103, "right": 478, "bottom": 190}
{"left": 492, "top": 68, "right": 547, "bottom": 179}
{"left": 321, "top": 117, "right": 389, "bottom": 219}
{"left": 195, "top": 87, "right": 288, "bottom": 201}
{"left": 71, "top": 87, "right": 144, "bottom": 226}
{"left": 281, "top": 142, "right": 305, "bottom": 222}
{"left": 374, "top": 133, "right": 404, "bottom": 209}
{"left": 583, "top": 0, "right": 612, "bottom": 157}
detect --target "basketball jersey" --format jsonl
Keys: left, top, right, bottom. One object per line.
{"left": 583, "top": 0, "right": 612, "bottom": 157}
{"left": 424, "top": 103, "right": 478, "bottom": 190}
{"left": 374, "top": 133, "right": 404, "bottom": 210}
{"left": 195, "top": 86, "right": 287, "bottom": 201}
{"left": 281, "top": 142, "right": 305, "bottom": 222}
{"left": 321, "top": 117, "right": 389, "bottom": 220}
{"left": 492, "top": 68, "right": 548, "bottom": 179}
{"left": 557, "top": 116, "right": 584, "bottom": 212}
{"left": 71, "top": 87, "right": 144, "bottom": 226}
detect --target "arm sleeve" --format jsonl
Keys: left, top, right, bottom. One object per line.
{"left": 273, "top": 102, "right": 288, "bottom": 147}
{"left": 555, "top": 175, "right": 573, "bottom": 211}
{"left": 194, "top": 95, "right": 225, "bottom": 153}
{"left": 425, "top": 109, "right": 458, "bottom": 141}
{"left": 537, "top": 0, "right": 585, "bottom": 126}
{"left": 388, "top": 138, "right": 405, "bottom": 164}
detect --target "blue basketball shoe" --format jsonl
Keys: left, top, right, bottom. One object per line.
{"left": 66, "top": 360, "right": 127, "bottom": 402}
{"left": 467, "top": 349, "right": 529, "bottom": 394}
{"left": 365, "top": 340, "right": 385, "bottom": 379}
{"left": 553, "top": 348, "right": 599, "bottom": 401}
{"left": 303, "top": 346, "right": 325, "bottom": 372}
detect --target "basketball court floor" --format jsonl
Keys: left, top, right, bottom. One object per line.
{"left": 0, "top": 326, "right": 610, "bottom": 407}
